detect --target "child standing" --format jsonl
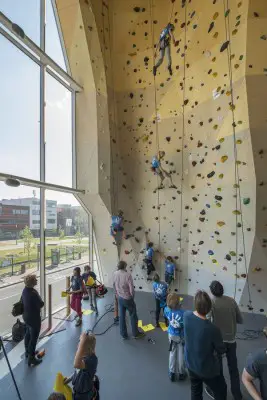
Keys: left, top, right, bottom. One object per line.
{"left": 144, "top": 237, "right": 155, "bottom": 279}
{"left": 165, "top": 256, "right": 176, "bottom": 285}
{"left": 152, "top": 273, "right": 169, "bottom": 327}
{"left": 68, "top": 267, "right": 83, "bottom": 327}
{"left": 64, "top": 332, "right": 99, "bottom": 400}
{"left": 82, "top": 265, "right": 98, "bottom": 314}
{"left": 164, "top": 293, "right": 186, "bottom": 382}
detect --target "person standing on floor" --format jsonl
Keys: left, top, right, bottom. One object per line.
{"left": 113, "top": 261, "right": 145, "bottom": 340}
{"left": 152, "top": 273, "right": 169, "bottom": 327}
{"left": 153, "top": 23, "right": 176, "bottom": 76}
{"left": 68, "top": 266, "right": 84, "bottom": 327}
{"left": 242, "top": 326, "right": 267, "bottom": 400}
{"left": 143, "top": 232, "right": 155, "bottom": 279}
{"left": 164, "top": 293, "right": 186, "bottom": 382}
{"left": 22, "top": 274, "right": 44, "bottom": 367}
{"left": 184, "top": 290, "right": 227, "bottom": 400}
{"left": 82, "top": 265, "right": 98, "bottom": 315}
{"left": 205, "top": 280, "right": 243, "bottom": 400}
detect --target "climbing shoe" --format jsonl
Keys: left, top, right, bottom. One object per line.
{"left": 178, "top": 373, "right": 187, "bottom": 381}
{"left": 170, "top": 184, "right": 177, "bottom": 189}
{"left": 153, "top": 66, "right": 157, "bottom": 76}
{"left": 168, "top": 66, "right": 173, "bottom": 76}
{"left": 75, "top": 317, "right": 82, "bottom": 327}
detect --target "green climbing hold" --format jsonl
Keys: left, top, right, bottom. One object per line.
{"left": 225, "top": 9, "right": 230, "bottom": 17}
{"left": 233, "top": 210, "right": 241, "bottom": 215}
{"left": 219, "top": 174, "right": 224, "bottom": 179}
{"left": 243, "top": 198, "right": 250, "bottom": 205}
{"left": 230, "top": 251, "right": 236, "bottom": 256}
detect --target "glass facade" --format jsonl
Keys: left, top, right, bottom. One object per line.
{"left": 0, "top": 3, "right": 100, "bottom": 336}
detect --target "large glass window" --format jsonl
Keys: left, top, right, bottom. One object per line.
{"left": 0, "top": 35, "right": 40, "bottom": 180}
{"left": 0, "top": 0, "right": 40, "bottom": 45}
{"left": 45, "top": 190, "right": 89, "bottom": 314}
{"left": 0, "top": 182, "right": 40, "bottom": 336}
{"left": 45, "top": 73, "right": 72, "bottom": 186}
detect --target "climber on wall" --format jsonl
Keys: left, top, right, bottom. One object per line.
{"left": 143, "top": 232, "right": 155, "bottom": 280}
{"left": 110, "top": 210, "right": 126, "bottom": 240}
{"left": 151, "top": 151, "right": 176, "bottom": 190}
{"left": 153, "top": 23, "right": 176, "bottom": 77}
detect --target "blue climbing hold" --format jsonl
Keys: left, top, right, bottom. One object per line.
{"left": 208, "top": 250, "right": 214, "bottom": 256}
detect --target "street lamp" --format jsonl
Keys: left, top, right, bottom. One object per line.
{"left": 15, "top": 224, "right": 18, "bottom": 245}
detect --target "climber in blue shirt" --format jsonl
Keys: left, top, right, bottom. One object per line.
{"left": 110, "top": 210, "right": 126, "bottom": 239}
{"left": 153, "top": 23, "right": 176, "bottom": 76}
{"left": 151, "top": 151, "right": 176, "bottom": 190}
{"left": 165, "top": 256, "right": 176, "bottom": 284}
{"left": 152, "top": 273, "right": 169, "bottom": 327}
{"left": 164, "top": 293, "right": 186, "bottom": 382}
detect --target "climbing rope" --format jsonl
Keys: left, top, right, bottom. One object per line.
{"left": 103, "top": 0, "right": 119, "bottom": 214}
{"left": 149, "top": 0, "right": 161, "bottom": 256}
{"left": 222, "top": 0, "right": 252, "bottom": 305}
{"left": 177, "top": 1, "right": 187, "bottom": 292}
{"left": 169, "top": 0, "right": 176, "bottom": 23}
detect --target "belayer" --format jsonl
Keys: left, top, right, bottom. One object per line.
{"left": 153, "top": 23, "right": 176, "bottom": 76}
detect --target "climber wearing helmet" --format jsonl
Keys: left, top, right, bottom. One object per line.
{"left": 153, "top": 23, "right": 176, "bottom": 76}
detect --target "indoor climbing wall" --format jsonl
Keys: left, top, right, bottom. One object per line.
{"left": 99, "top": 0, "right": 267, "bottom": 314}
{"left": 59, "top": 0, "right": 267, "bottom": 313}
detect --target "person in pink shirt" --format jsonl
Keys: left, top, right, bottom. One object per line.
{"left": 113, "top": 261, "right": 145, "bottom": 340}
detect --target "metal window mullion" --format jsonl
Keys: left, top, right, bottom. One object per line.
{"left": 40, "top": 0, "right": 46, "bottom": 316}
{"left": 72, "top": 91, "right": 77, "bottom": 189}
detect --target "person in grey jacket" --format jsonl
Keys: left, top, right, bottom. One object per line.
{"left": 206, "top": 281, "right": 243, "bottom": 400}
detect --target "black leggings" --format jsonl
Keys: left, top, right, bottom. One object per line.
{"left": 145, "top": 259, "right": 155, "bottom": 276}
{"left": 155, "top": 298, "right": 168, "bottom": 325}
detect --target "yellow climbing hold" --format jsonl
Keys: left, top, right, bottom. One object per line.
{"left": 226, "top": 90, "right": 232, "bottom": 96}
{"left": 217, "top": 221, "right": 225, "bottom": 227}
{"left": 213, "top": 12, "right": 219, "bottom": 20}
{"left": 233, "top": 210, "right": 241, "bottom": 215}
{"left": 213, "top": 72, "right": 218, "bottom": 77}
{"left": 230, "top": 251, "right": 236, "bottom": 256}
{"left": 217, "top": 187, "right": 222, "bottom": 192}
{"left": 212, "top": 57, "right": 216, "bottom": 62}
{"left": 233, "top": 184, "right": 240, "bottom": 188}
{"left": 221, "top": 155, "right": 228, "bottom": 163}
{"left": 213, "top": 32, "right": 219, "bottom": 39}
{"left": 219, "top": 138, "right": 225, "bottom": 143}
{"left": 236, "top": 160, "right": 241, "bottom": 165}
{"left": 232, "top": 29, "right": 238, "bottom": 35}
{"left": 219, "top": 174, "right": 224, "bottom": 179}
{"left": 217, "top": 240, "right": 222, "bottom": 244}
{"left": 212, "top": 259, "right": 218, "bottom": 264}
{"left": 229, "top": 104, "right": 236, "bottom": 111}
{"left": 213, "top": 124, "right": 218, "bottom": 130}
{"left": 236, "top": 139, "right": 242, "bottom": 144}
{"left": 216, "top": 86, "right": 222, "bottom": 92}
{"left": 216, "top": 203, "right": 222, "bottom": 208}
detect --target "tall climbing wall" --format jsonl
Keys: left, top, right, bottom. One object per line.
{"left": 59, "top": 0, "right": 267, "bottom": 314}
{"left": 98, "top": 0, "right": 267, "bottom": 314}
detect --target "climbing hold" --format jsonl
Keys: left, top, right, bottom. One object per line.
{"left": 226, "top": 254, "right": 231, "bottom": 261}
{"left": 213, "top": 12, "right": 219, "bottom": 20}
{"left": 229, "top": 251, "right": 236, "bottom": 256}
{"left": 219, "top": 174, "right": 224, "bottom": 179}
{"left": 221, "top": 155, "right": 228, "bottom": 163}
{"left": 219, "top": 138, "right": 225, "bottom": 143}
{"left": 208, "top": 22, "right": 215, "bottom": 33}
{"left": 215, "top": 195, "right": 223, "bottom": 201}
{"left": 243, "top": 198, "right": 250, "bottom": 205}
{"left": 217, "top": 221, "right": 225, "bottom": 227}
{"left": 208, "top": 250, "right": 214, "bottom": 256}
{"left": 207, "top": 171, "right": 215, "bottom": 178}
{"left": 225, "top": 9, "right": 230, "bottom": 17}
{"left": 220, "top": 41, "right": 230, "bottom": 52}
{"left": 233, "top": 210, "right": 241, "bottom": 215}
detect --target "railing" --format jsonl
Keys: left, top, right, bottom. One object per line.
{"left": 0, "top": 246, "right": 89, "bottom": 278}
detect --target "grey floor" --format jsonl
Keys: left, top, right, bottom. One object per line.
{"left": 0, "top": 290, "right": 266, "bottom": 400}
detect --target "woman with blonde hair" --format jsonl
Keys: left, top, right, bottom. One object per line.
{"left": 64, "top": 332, "right": 99, "bottom": 399}
{"left": 22, "top": 274, "right": 44, "bottom": 366}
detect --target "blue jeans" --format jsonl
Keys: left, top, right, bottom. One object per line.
{"left": 118, "top": 297, "right": 139, "bottom": 338}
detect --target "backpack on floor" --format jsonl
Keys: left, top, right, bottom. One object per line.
{"left": 12, "top": 319, "right": 26, "bottom": 342}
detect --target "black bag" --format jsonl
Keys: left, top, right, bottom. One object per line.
{"left": 12, "top": 319, "right": 26, "bottom": 342}
{"left": 12, "top": 297, "right": 24, "bottom": 317}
